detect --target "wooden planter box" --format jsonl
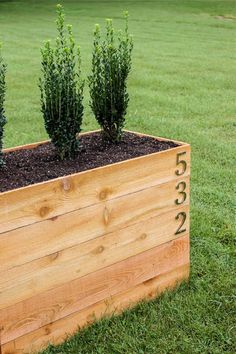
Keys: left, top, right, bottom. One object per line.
{"left": 0, "top": 131, "right": 190, "bottom": 354}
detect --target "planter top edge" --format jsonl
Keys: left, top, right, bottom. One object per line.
{"left": 3, "top": 130, "right": 190, "bottom": 153}
{"left": 1, "top": 130, "right": 190, "bottom": 195}
{"left": 3, "top": 130, "right": 100, "bottom": 153}
{"left": 124, "top": 130, "right": 190, "bottom": 147}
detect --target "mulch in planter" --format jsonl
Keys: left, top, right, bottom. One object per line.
{"left": 0, "top": 131, "right": 179, "bottom": 193}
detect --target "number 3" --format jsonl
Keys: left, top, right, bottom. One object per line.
{"left": 175, "top": 181, "right": 187, "bottom": 205}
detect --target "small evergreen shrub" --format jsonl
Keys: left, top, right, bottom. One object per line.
{"left": 0, "top": 45, "right": 7, "bottom": 167}
{"left": 39, "top": 4, "right": 84, "bottom": 160}
{"left": 88, "top": 12, "right": 133, "bottom": 143}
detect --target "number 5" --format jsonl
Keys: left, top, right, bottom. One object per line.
{"left": 175, "top": 152, "right": 187, "bottom": 176}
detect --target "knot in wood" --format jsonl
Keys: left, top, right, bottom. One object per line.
{"left": 103, "top": 207, "right": 110, "bottom": 225}
{"left": 99, "top": 188, "right": 112, "bottom": 201}
{"left": 61, "top": 178, "right": 72, "bottom": 192}
{"left": 93, "top": 245, "right": 105, "bottom": 255}
{"left": 39, "top": 206, "right": 51, "bottom": 218}
{"left": 50, "top": 251, "right": 60, "bottom": 261}
{"left": 99, "top": 190, "right": 107, "bottom": 200}
{"left": 138, "top": 233, "right": 147, "bottom": 241}
{"left": 44, "top": 327, "right": 51, "bottom": 335}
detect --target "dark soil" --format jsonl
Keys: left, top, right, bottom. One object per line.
{"left": 0, "top": 132, "right": 179, "bottom": 193}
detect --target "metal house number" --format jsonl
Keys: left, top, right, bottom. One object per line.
{"left": 175, "top": 152, "right": 187, "bottom": 235}
{"left": 175, "top": 181, "right": 187, "bottom": 205}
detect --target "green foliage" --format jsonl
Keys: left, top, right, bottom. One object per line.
{"left": 39, "top": 4, "right": 84, "bottom": 160}
{"left": 88, "top": 12, "right": 133, "bottom": 143}
{"left": 0, "top": 45, "right": 6, "bottom": 167}
{"left": 1, "top": 1, "right": 235, "bottom": 353}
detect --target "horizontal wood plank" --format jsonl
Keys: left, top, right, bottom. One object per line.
{"left": 0, "top": 204, "right": 189, "bottom": 310}
{"left": 0, "top": 176, "right": 190, "bottom": 274}
{"left": 1, "top": 264, "right": 189, "bottom": 354}
{"left": 0, "top": 144, "right": 190, "bottom": 234}
{"left": 0, "top": 235, "right": 189, "bottom": 343}
{"left": 0, "top": 235, "right": 189, "bottom": 352}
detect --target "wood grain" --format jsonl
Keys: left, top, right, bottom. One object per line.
{"left": 0, "top": 235, "right": 189, "bottom": 352}
{"left": 0, "top": 203, "right": 189, "bottom": 311}
{"left": 0, "top": 234, "right": 189, "bottom": 343}
{"left": 0, "top": 176, "right": 190, "bottom": 275}
{"left": 0, "top": 144, "right": 190, "bottom": 234}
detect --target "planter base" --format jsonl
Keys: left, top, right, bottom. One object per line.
{"left": 1, "top": 240, "right": 189, "bottom": 354}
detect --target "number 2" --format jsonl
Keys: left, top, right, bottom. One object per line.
{"left": 175, "top": 212, "right": 187, "bottom": 235}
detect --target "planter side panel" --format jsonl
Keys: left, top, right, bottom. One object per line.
{"left": 1, "top": 235, "right": 189, "bottom": 354}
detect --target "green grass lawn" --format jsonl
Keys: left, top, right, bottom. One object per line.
{"left": 1, "top": 0, "right": 235, "bottom": 353}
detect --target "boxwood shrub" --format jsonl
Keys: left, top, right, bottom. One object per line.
{"left": 39, "top": 4, "right": 84, "bottom": 160}
{"left": 88, "top": 12, "right": 133, "bottom": 143}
